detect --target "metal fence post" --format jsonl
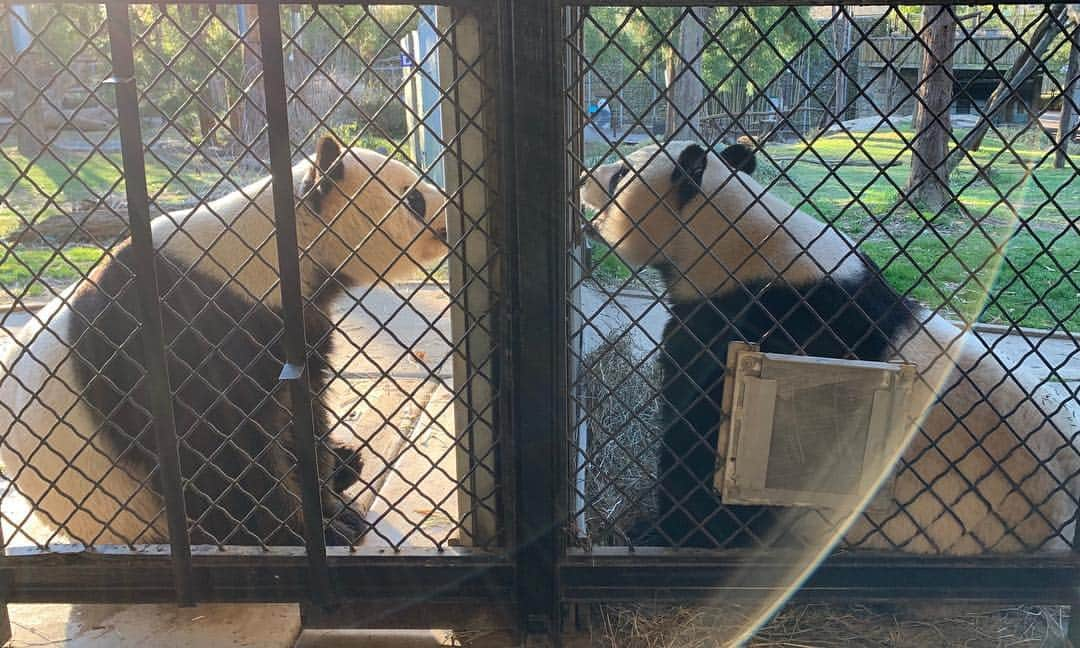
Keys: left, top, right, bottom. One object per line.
{"left": 257, "top": 0, "right": 331, "bottom": 606}
{"left": 104, "top": 1, "right": 194, "bottom": 608}
{"left": 504, "top": 0, "right": 566, "bottom": 643}
{"left": 436, "top": 5, "right": 501, "bottom": 550}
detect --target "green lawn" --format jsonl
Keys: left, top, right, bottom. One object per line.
{"left": 0, "top": 145, "right": 235, "bottom": 237}
{"left": 0, "top": 145, "right": 255, "bottom": 302}
{"left": 0, "top": 246, "right": 104, "bottom": 298}
{"left": 582, "top": 128, "right": 1080, "bottom": 332}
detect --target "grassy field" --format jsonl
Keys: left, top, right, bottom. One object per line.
{"left": 582, "top": 126, "right": 1079, "bottom": 331}
{"left": 0, "top": 144, "right": 257, "bottom": 300}
{"left": 0, "top": 246, "right": 104, "bottom": 298}
{"left": 0, "top": 138, "right": 441, "bottom": 300}
{"left": 1, "top": 130, "right": 1076, "bottom": 331}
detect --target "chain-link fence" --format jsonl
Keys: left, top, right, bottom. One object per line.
{"left": 569, "top": 2, "right": 1079, "bottom": 560}
{"left": 0, "top": 0, "right": 1079, "bottom": 642}
{"left": 0, "top": 0, "right": 509, "bottom": 624}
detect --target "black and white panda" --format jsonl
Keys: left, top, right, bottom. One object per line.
{"left": 580, "top": 141, "right": 1077, "bottom": 554}
{"left": 0, "top": 136, "right": 448, "bottom": 547}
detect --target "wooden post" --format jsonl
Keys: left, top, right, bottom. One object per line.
{"left": 438, "top": 7, "right": 499, "bottom": 548}
{"left": 1054, "top": 21, "right": 1080, "bottom": 168}
{"left": 833, "top": 6, "right": 851, "bottom": 120}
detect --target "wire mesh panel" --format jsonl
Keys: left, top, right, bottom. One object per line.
{"left": 567, "top": 3, "right": 1080, "bottom": 556}
{"left": 0, "top": 2, "right": 502, "bottom": 561}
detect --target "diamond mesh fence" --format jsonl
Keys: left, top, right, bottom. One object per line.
{"left": 567, "top": 3, "right": 1080, "bottom": 555}
{"left": 0, "top": 3, "right": 501, "bottom": 553}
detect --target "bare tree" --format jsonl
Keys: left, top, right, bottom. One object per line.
{"left": 1055, "top": 20, "right": 1080, "bottom": 168}
{"left": 665, "top": 7, "right": 710, "bottom": 141}
{"left": 905, "top": 5, "right": 957, "bottom": 211}
{"left": 944, "top": 4, "right": 1069, "bottom": 175}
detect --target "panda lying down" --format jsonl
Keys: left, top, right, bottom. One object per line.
{"left": 0, "top": 137, "right": 448, "bottom": 546}
{"left": 580, "top": 141, "right": 1078, "bottom": 555}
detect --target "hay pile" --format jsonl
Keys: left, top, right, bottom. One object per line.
{"left": 580, "top": 333, "right": 663, "bottom": 541}
{"left": 591, "top": 602, "right": 1069, "bottom": 647}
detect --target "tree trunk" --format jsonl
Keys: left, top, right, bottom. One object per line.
{"left": 8, "top": 7, "right": 47, "bottom": 158}
{"left": 1054, "top": 21, "right": 1080, "bottom": 168}
{"left": 905, "top": 5, "right": 956, "bottom": 211}
{"left": 184, "top": 5, "right": 217, "bottom": 145}
{"left": 944, "top": 4, "right": 1068, "bottom": 175}
{"left": 239, "top": 4, "right": 266, "bottom": 152}
{"left": 665, "top": 7, "right": 709, "bottom": 141}
{"left": 833, "top": 6, "right": 852, "bottom": 120}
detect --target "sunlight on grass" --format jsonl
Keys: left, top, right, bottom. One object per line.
{"left": 0, "top": 145, "right": 254, "bottom": 239}
{"left": 580, "top": 133, "right": 1078, "bottom": 331}
{"left": 0, "top": 246, "right": 104, "bottom": 298}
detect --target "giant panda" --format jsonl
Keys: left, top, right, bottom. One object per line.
{"left": 579, "top": 141, "right": 1078, "bottom": 554}
{"left": 0, "top": 136, "right": 448, "bottom": 547}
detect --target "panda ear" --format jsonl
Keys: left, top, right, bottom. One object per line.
{"left": 672, "top": 143, "right": 708, "bottom": 208}
{"left": 315, "top": 134, "right": 345, "bottom": 188}
{"left": 719, "top": 143, "right": 756, "bottom": 175}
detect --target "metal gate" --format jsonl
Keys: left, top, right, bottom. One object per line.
{"left": 0, "top": 1, "right": 1077, "bottom": 645}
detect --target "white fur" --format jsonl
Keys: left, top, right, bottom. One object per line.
{"left": 581, "top": 142, "right": 864, "bottom": 302}
{"left": 0, "top": 291, "right": 164, "bottom": 545}
{"left": 845, "top": 311, "right": 1078, "bottom": 553}
{"left": 581, "top": 142, "right": 1079, "bottom": 554}
{"left": 0, "top": 145, "right": 448, "bottom": 546}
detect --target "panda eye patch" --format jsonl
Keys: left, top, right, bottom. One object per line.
{"left": 608, "top": 165, "right": 629, "bottom": 195}
{"left": 404, "top": 188, "right": 426, "bottom": 220}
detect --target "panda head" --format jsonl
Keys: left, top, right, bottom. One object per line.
{"left": 299, "top": 135, "right": 448, "bottom": 286}
{"left": 580, "top": 141, "right": 855, "bottom": 301}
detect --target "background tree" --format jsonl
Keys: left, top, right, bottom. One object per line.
{"left": 905, "top": 5, "right": 957, "bottom": 211}
{"left": 1054, "top": 20, "right": 1079, "bottom": 168}
{"left": 665, "top": 7, "right": 709, "bottom": 140}
{"left": 944, "top": 3, "right": 1069, "bottom": 175}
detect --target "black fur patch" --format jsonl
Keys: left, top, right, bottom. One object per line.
{"left": 316, "top": 135, "right": 345, "bottom": 184}
{"left": 300, "top": 135, "right": 346, "bottom": 214}
{"left": 719, "top": 143, "right": 756, "bottom": 175}
{"left": 642, "top": 266, "right": 916, "bottom": 548}
{"left": 68, "top": 242, "right": 364, "bottom": 546}
{"left": 672, "top": 144, "right": 708, "bottom": 209}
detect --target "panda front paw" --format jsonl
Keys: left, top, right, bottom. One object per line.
{"left": 626, "top": 517, "right": 667, "bottom": 547}
{"left": 324, "top": 506, "right": 371, "bottom": 546}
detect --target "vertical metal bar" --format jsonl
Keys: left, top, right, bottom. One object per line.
{"left": 0, "top": 525, "right": 11, "bottom": 644}
{"left": 505, "top": 0, "right": 565, "bottom": 642}
{"left": 438, "top": 6, "right": 500, "bottom": 549}
{"left": 1067, "top": 517, "right": 1080, "bottom": 643}
{"left": 256, "top": 0, "right": 331, "bottom": 606}
{"left": 105, "top": 1, "right": 194, "bottom": 608}
{"left": 564, "top": 4, "right": 588, "bottom": 544}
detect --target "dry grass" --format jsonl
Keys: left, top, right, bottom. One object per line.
{"left": 579, "top": 332, "right": 663, "bottom": 542}
{"left": 589, "top": 602, "right": 1070, "bottom": 647}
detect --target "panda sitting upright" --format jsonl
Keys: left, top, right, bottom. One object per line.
{"left": 580, "top": 141, "right": 1077, "bottom": 554}
{"left": 0, "top": 136, "right": 449, "bottom": 547}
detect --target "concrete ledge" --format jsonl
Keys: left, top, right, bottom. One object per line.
{"left": 6, "top": 603, "right": 300, "bottom": 648}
